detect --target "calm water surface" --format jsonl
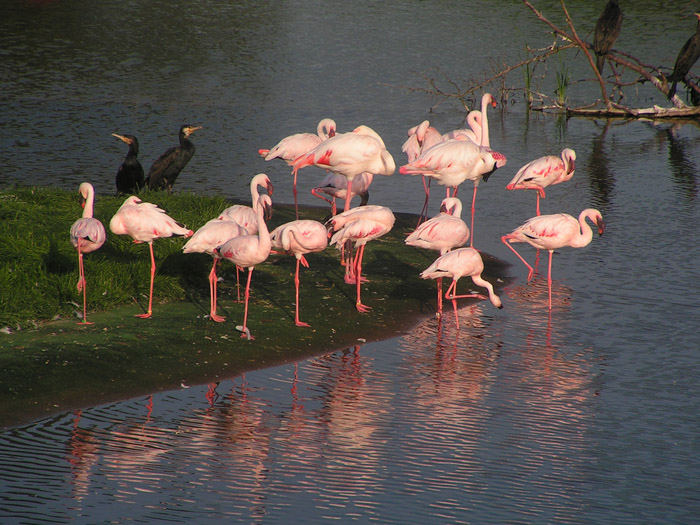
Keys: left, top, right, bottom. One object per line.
{"left": 1, "top": 0, "right": 699, "bottom": 523}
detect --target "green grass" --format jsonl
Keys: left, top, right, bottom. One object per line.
{"left": 0, "top": 185, "right": 508, "bottom": 428}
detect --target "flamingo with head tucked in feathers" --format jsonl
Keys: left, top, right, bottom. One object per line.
{"left": 292, "top": 125, "right": 395, "bottom": 215}
{"left": 501, "top": 208, "right": 605, "bottom": 309}
{"left": 70, "top": 182, "right": 107, "bottom": 325}
{"left": 421, "top": 247, "right": 502, "bottom": 329}
{"left": 258, "top": 118, "right": 336, "bottom": 216}
{"left": 402, "top": 120, "right": 444, "bottom": 222}
{"left": 215, "top": 194, "right": 273, "bottom": 340}
{"left": 109, "top": 196, "right": 193, "bottom": 318}
{"left": 506, "top": 148, "right": 576, "bottom": 215}
{"left": 327, "top": 205, "right": 395, "bottom": 313}
{"left": 270, "top": 219, "right": 328, "bottom": 327}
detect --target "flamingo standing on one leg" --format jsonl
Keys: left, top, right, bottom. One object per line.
{"left": 70, "top": 182, "right": 107, "bottom": 325}
{"left": 215, "top": 194, "right": 273, "bottom": 340}
{"left": 270, "top": 219, "right": 328, "bottom": 327}
{"left": 258, "top": 118, "right": 336, "bottom": 216}
{"left": 420, "top": 247, "right": 502, "bottom": 329}
{"left": 311, "top": 172, "right": 373, "bottom": 215}
{"left": 183, "top": 218, "right": 248, "bottom": 322}
{"left": 405, "top": 197, "right": 470, "bottom": 318}
{"left": 501, "top": 208, "right": 605, "bottom": 310}
{"left": 109, "top": 196, "right": 193, "bottom": 318}
{"left": 506, "top": 148, "right": 576, "bottom": 215}
{"left": 402, "top": 120, "right": 443, "bottom": 222}
{"left": 292, "top": 125, "right": 395, "bottom": 215}
{"left": 327, "top": 205, "right": 395, "bottom": 313}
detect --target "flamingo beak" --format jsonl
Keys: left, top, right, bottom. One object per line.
{"left": 264, "top": 202, "right": 273, "bottom": 221}
{"left": 266, "top": 180, "right": 274, "bottom": 196}
{"left": 596, "top": 217, "right": 606, "bottom": 235}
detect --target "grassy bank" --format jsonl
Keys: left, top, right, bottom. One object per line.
{"left": 0, "top": 185, "right": 507, "bottom": 428}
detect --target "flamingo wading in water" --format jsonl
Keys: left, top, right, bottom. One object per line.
{"left": 405, "top": 197, "right": 469, "bottom": 318}
{"left": 501, "top": 208, "right": 605, "bottom": 310}
{"left": 109, "top": 196, "right": 193, "bottom": 318}
{"left": 506, "top": 148, "right": 576, "bottom": 216}
{"left": 420, "top": 247, "right": 502, "bottom": 329}
{"left": 258, "top": 118, "right": 336, "bottom": 217}
{"left": 270, "top": 219, "right": 328, "bottom": 327}
{"left": 215, "top": 194, "right": 273, "bottom": 340}
{"left": 70, "top": 182, "right": 107, "bottom": 325}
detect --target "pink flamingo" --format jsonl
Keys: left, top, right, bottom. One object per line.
{"left": 292, "top": 125, "right": 395, "bottom": 214}
{"left": 182, "top": 218, "right": 248, "bottom": 322}
{"left": 405, "top": 197, "right": 470, "bottom": 317}
{"left": 328, "top": 205, "right": 395, "bottom": 313}
{"left": 506, "top": 148, "right": 576, "bottom": 215}
{"left": 70, "top": 182, "right": 107, "bottom": 325}
{"left": 109, "top": 196, "right": 193, "bottom": 318}
{"left": 215, "top": 194, "right": 273, "bottom": 340}
{"left": 501, "top": 208, "right": 605, "bottom": 309}
{"left": 311, "top": 172, "right": 373, "bottom": 215}
{"left": 270, "top": 219, "right": 328, "bottom": 327}
{"left": 442, "top": 110, "right": 483, "bottom": 144}
{"left": 420, "top": 247, "right": 502, "bottom": 329}
{"left": 402, "top": 120, "right": 444, "bottom": 222}
{"left": 218, "top": 173, "right": 274, "bottom": 233}
{"left": 258, "top": 118, "right": 336, "bottom": 216}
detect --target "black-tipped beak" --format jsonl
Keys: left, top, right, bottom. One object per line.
{"left": 267, "top": 181, "right": 274, "bottom": 196}
{"left": 597, "top": 218, "right": 606, "bottom": 235}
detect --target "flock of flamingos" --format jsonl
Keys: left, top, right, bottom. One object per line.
{"left": 70, "top": 93, "right": 605, "bottom": 340}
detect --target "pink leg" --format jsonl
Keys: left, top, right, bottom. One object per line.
{"left": 136, "top": 242, "right": 155, "bottom": 318}
{"left": 76, "top": 242, "right": 93, "bottom": 325}
{"left": 547, "top": 250, "right": 553, "bottom": 310}
{"left": 235, "top": 266, "right": 242, "bottom": 303}
{"left": 445, "top": 278, "right": 488, "bottom": 329}
{"left": 536, "top": 193, "right": 541, "bottom": 216}
{"left": 295, "top": 258, "right": 310, "bottom": 327}
{"left": 293, "top": 170, "right": 299, "bottom": 219}
{"left": 240, "top": 267, "right": 255, "bottom": 340}
{"left": 418, "top": 176, "right": 431, "bottom": 226}
{"left": 355, "top": 244, "right": 370, "bottom": 313}
{"left": 469, "top": 183, "right": 477, "bottom": 247}
{"left": 501, "top": 236, "right": 535, "bottom": 281}
{"left": 436, "top": 277, "right": 443, "bottom": 318}
{"left": 209, "top": 259, "right": 226, "bottom": 322}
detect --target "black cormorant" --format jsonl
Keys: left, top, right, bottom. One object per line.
{"left": 593, "top": 0, "right": 623, "bottom": 75}
{"left": 668, "top": 13, "right": 700, "bottom": 99}
{"left": 146, "top": 124, "right": 202, "bottom": 191}
{"left": 112, "top": 133, "right": 144, "bottom": 195}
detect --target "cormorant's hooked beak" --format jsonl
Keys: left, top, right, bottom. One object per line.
{"left": 184, "top": 126, "right": 203, "bottom": 137}
{"left": 112, "top": 133, "right": 131, "bottom": 144}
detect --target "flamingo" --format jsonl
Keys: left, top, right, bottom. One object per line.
{"left": 506, "top": 148, "right": 576, "bottom": 215}
{"left": 402, "top": 120, "right": 444, "bottom": 222}
{"left": 109, "top": 196, "right": 193, "bottom": 318}
{"left": 258, "top": 118, "right": 336, "bottom": 216}
{"left": 218, "top": 173, "right": 274, "bottom": 233}
{"left": 215, "top": 194, "right": 273, "bottom": 340}
{"left": 405, "top": 197, "right": 470, "bottom": 317}
{"left": 270, "top": 219, "right": 328, "bottom": 327}
{"left": 420, "top": 247, "right": 502, "bottom": 329}
{"left": 441, "top": 91, "right": 497, "bottom": 145}
{"left": 311, "top": 172, "right": 373, "bottom": 215}
{"left": 292, "top": 125, "right": 395, "bottom": 215}
{"left": 327, "top": 205, "right": 395, "bottom": 313}
{"left": 70, "top": 182, "right": 107, "bottom": 325}
{"left": 182, "top": 218, "right": 248, "bottom": 322}
{"left": 501, "top": 208, "right": 605, "bottom": 309}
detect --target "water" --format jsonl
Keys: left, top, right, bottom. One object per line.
{"left": 1, "top": 0, "right": 699, "bottom": 523}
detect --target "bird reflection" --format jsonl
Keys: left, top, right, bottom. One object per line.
{"left": 588, "top": 120, "right": 615, "bottom": 207}
{"left": 66, "top": 410, "right": 99, "bottom": 503}
{"left": 663, "top": 124, "right": 697, "bottom": 200}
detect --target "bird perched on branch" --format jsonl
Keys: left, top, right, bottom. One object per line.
{"left": 146, "top": 124, "right": 202, "bottom": 192}
{"left": 593, "top": 0, "right": 623, "bottom": 75}
{"left": 668, "top": 13, "right": 700, "bottom": 99}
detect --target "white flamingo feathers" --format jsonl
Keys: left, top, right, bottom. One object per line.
{"left": 270, "top": 219, "right": 328, "bottom": 327}
{"left": 292, "top": 125, "right": 395, "bottom": 214}
{"left": 501, "top": 208, "right": 605, "bottom": 309}
{"left": 421, "top": 247, "right": 502, "bottom": 329}
{"left": 182, "top": 218, "right": 248, "bottom": 322}
{"left": 218, "top": 173, "right": 274, "bottom": 233}
{"left": 70, "top": 182, "right": 107, "bottom": 325}
{"left": 402, "top": 119, "right": 444, "bottom": 223}
{"left": 258, "top": 118, "right": 336, "bottom": 216}
{"left": 109, "top": 196, "right": 193, "bottom": 318}
{"left": 327, "top": 205, "right": 396, "bottom": 313}
{"left": 215, "top": 194, "right": 273, "bottom": 340}
{"left": 506, "top": 148, "right": 576, "bottom": 215}
{"left": 405, "top": 197, "right": 470, "bottom": 317}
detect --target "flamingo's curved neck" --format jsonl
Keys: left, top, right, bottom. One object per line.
{"left": 572, "top": 213, "right": 595, "bottom": 248}
{"left": 82, "top": 189, "right": 95, "bottom": 219}
{"left": 479, "top": 94, "right": 491, "bottom": 148}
